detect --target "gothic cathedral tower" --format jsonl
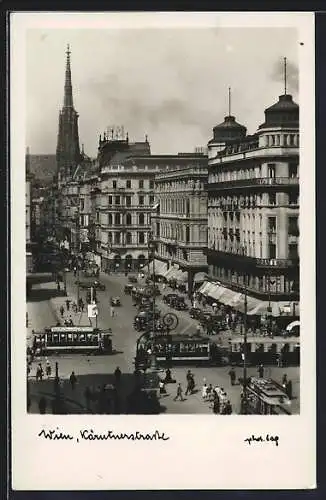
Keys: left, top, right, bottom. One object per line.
{"left": 56, "top": 45, "right": 80, "bottom": 181}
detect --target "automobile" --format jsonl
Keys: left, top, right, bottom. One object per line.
{"left": 145, "top": 285, "right": 161, "bottom": 296}
{"left": 124, "top": 284, "right": 134, "bottom": 295}
{"left": 189, "top": 307, "right": 202, "bottom": 320}
{"left": 76, "top": 280, "right": 106, "bottom": 291}
{"left": 128, "top": 276, "right": 138, "bottom": 284}
{"left": 110, "top": 296, "right": 121, "bottom": 306}
{"left": 173, "top": 300, "right": 188, "bottom": 311}
{"left": 163, "top": 293, "right": 179, "bottom": 305}
{"left": 199, "top": 311, "right": 213, "bottom": 326}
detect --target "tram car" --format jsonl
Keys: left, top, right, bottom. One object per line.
{"left": 244, "top": 377, "right": 292, "bottom": 415}
{"left": 228, "top": 336, "right": 300, "bottom": 366}
{"left": 32, "top": 326, "right": 113, "bottom": 355}
{"left": 135, "top": 333, "right": 222, "bottom": 367}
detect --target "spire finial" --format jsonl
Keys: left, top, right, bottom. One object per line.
{"left": 63, "top": 44, "right": 73, "bottom": 107}
{"left": 284, "top": 57, "right": 287, "bottom": 95}
{"left": 228, "top": 86, "right": 231, "bottom": 116}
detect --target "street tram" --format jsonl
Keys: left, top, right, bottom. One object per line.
{"left": 229, "top": 336, "right": 300, "bottom": 366}
{"left": 244, "top": 377, "right": 292, "bottom": 415}
{"left": 135, "top": 333, "right": 220, "bottom": 367}
{"left": 32, "top": 326, "right": 113, "bottom": 355}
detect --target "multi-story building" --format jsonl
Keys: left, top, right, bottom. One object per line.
{"left": 152, "top": 153, "right": 208, "bottom": 295}
{"left": 96, "top": 132, "right": 157, "bottom": 272}
{"left": 204, "top": 91, "right": 299, "bottom": 318}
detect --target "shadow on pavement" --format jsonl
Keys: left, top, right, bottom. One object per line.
{"left": 28, "top": 371, "right": 164, "bottom": 415}
{"left": 28, "top": 288, "right": 66, "bottom": 302}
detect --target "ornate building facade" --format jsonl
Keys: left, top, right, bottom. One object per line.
{"left": 204, "top": 92, "right": 299, "bottom": 317}
{"left": 151, "top": 153, "right": 208, "bottom": 295}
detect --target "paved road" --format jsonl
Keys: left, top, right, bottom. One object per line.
{"left": 27, "top": 273, "right": 300, "bottom": 414}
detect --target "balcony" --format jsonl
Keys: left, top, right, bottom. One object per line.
{"left": 207, "top": 177, "right": 299, "bottom": 192}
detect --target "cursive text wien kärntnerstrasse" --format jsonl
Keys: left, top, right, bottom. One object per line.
{"left": 38, "top": 428, "right": 170, "bottom": 442}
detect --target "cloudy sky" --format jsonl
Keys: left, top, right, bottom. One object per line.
{"left": 26, "top": 27, "right": 298, "bottom": 156}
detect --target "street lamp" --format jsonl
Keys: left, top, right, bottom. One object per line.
{"left": 241, "top": 245, "right": 248, "bottom": 414}
{"left": 148, "top": 235, "right": 158, "bottom": 371}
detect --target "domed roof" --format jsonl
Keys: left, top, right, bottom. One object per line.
{"left": 211, "top": 115, "right": 247, "bottom": 143}
{"left": 259, "top": 94, "right": 299, "bottom": 129}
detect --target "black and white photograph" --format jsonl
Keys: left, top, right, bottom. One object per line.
{"left": 11, "top": 12, "right": 315, "bottom": 490}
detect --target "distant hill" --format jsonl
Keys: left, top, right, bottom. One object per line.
{"left": 27, "top": 154, "right": 57, "bottom": 184}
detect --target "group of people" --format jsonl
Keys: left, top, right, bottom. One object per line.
{"left": 202, "top": 381, "right": 233, "bottom": 415}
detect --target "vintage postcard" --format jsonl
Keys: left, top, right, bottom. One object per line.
{"left": 11, "top": 11, "right": 315, "bottom": 490}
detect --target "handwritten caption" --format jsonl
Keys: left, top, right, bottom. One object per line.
{"left": 244, "top": 434, "right": 279, "bottom": 447}
{"left": 38, "top": 428, "right": 170, "bottom": 443}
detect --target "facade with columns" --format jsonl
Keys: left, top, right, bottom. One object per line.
{"left": 205, "top": 93, "right": 299, "bottom": 316}
{"left": 151, "top": 154, "right": 208, "bottom": 295}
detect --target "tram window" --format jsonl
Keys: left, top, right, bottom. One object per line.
{"left": 73, "top": 333, "right": 78, "bottom": 342}
{"left": 53, "top": 334, "right": 59, "bottom": 344}
{"left": 67, "top": 333, "right": 73, "bottom": 343}
{"left": 269, "top": 343, "right": 277, "bottom": 352}
{"left": 80, "top": 334, "right": 86, "bottom": 342}
{"left": 60, "top": 334, "right": 66, "bottom": 341}
{"left": 257, "top": 344, "right": 264, "bottom": 353}
{"left": 47, "top": 333, "right": 52, "bottom": 344}
{"left": 282, "top": 344, "right": 290, "bottom": 353}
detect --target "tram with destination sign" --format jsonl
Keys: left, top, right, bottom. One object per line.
{"left": 135, "top": 333, "right": 222, "bottom": 367}
{"left": 32, "top": 326, "right": 113, "bottom": 355}
{"left": 244, "top": 377, "right": 292, "bottom": 415}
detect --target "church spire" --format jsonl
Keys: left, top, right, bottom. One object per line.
{"left": 64, "top": 44, "right": 74, "bottom": 108}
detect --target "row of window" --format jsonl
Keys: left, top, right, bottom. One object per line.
{"left": 209, "top": 238, "right": 299, "bottom": 260}
{"left": 107, "top": 231, "right": 148, "bottom": 245}
{"left": 209, "top": 163, "right": 298, "bottom": 184}
{"left": 108, "top": 179, "right": 155, "bottom": 190}
{"left": 102, "top": 213, "right": 150, "bottom": 226}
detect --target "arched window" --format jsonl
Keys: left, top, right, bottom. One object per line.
{"left": 126, "top": 232, "right": 132, "bottom": 244}
{"left": 115, "top": 232, "right": 120, "bottom": 244}
{"left": 139, "top": 213, "right": 145, "bottom": 225}
{"left": 115, "top": 213, "right": 121, "bottom": 225}
{"left": 126, "top": 213, "right": 132, "bottom": 225}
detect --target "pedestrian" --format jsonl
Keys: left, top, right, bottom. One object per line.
{"left": 212, "top": 394, "right": 220, "bottom": 414}
{"left": 228, "top": 367, "right": 236, "bottom": 386}
{"left": 114, "top": 366, "right": 122, "bottom": 384}
{"left": 38, "top": 396, "right": 47, "bottom": 414}
{"left": 65, "top": 299, "right": 70, "bottom": 311}
{"left": 68, "top": 315, "right": 74, "bottom": 326}
{"left": 159, "top": 380, "right": 166, "bottom": 396}
{"left": 69, "top": 371, "right": 77, "bottom": 390}
{"left": 45, "top": 359, "right": 51, "bottom": 378}
{"left": 207, "top": 383, "right": 213, "bottom": 400}
{"left": 36, "top": 363, "right": 43, "bottom": 381}
{"left": 57, "top": 281, "right": 61, "bottom": 292}
{"left": 74, "top": 266, "right": 77, "bottom": 277}
{"left": 212, "top": 302, "right": 218, "bottom": 315}
{"left": 258, "top": 364, "right": 264, "bottom": 378}
{"left": 174, "top": 383, "right": 184, "bottom": 401}
{"left": 282, "top": 373, "right": 288, "bottom": 388}
{"left": 110, "top": 306, "right": 115, "bottom": 318}
{"left": 162, "top": 283, "right": 166, "bottom": 291}
{"left": 60, "top": 305, "right": 64, "bottom": 318}
{"left": 202, "top": 383, "right": 208, "bottom": 401}
{"left": 277, "top": 353, "right": 283, "bottom": 368}
{"left": 224, "top": 400, "right": 233, "bottom": 414}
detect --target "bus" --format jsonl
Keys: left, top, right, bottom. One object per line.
{"left": 32, "top": 326, "right": 113, "bottom": 355}
{"left": 229, "top": 336, "right": 300, "bottom": 366}
{"left": 244, "top": 377, "right": 292, "bottom": 415}
{"left": 135, "top": 333, "right": 220, "bottom": 367}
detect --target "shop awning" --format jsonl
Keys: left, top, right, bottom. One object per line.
{"left": 207, "top": 283, "right": 225, "bottom": 301}
{"left": 176, "top": 270, "right": 188, "bottom": 283}
{"left": 247, "top": 300, "right": 299, "bottom": 317}
{"left": 194, "top": 272, "right": 207, "bottom": 284}
{"left": 197, "top": 281, "right": 209, "bottom": 294}
{"left": 147, "top": 260, "right": 168, "bottom": 276}
{"left": 164, "top": 265, "right": 180, "bottom": 280}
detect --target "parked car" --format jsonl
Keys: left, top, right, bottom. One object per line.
{"left": 124, "top": 284, "right": 134, "bottom": 295}
{"left": 163, "top": 293, "right": 179, "bottom": 305}
{"left": 189, "top": 307, "right": 202, "bottom": 320}
{"left": 110, "top": 296, "right": 121, "bottom": 306}
{"left": 128, "top": 276, "right": 138, "bottom": 284}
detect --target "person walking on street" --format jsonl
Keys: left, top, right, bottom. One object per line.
{"left": 74, "top": 266, "right": 77, "bottom": 277}
{"left": 57, "top": 281, "right": 61, "bottom": 292}
{"left": 45, "top": 359, "right": 51, "bottom": 378}
{"left": 228, "top": 367, "right": 236, "bottom": 386}
{"left": 212, "top": 394, "right": 220, "bottom": 414}
{"left": 65, "top": 299, "right": 70, "bottom": 311}
{"left": 110, "top": 306, "right": 115, "bottom": 318}
{"left": 69, "top": 371, "right": 77, "bottom": 390}
{"left": 36, "top": 363, "right": 43, "bottom": 381}
{"left": 174, "top": 383, "right": 184, "bottom": 401}
{"left": 258, "top": 364, "right": 264, "bottom": 378}
{"left": 60, "top": 305, "right": 64, "bottom": 318}
{"left": 202, "top": 383, "right": 208, "bottom": 401}
{"left": 114, "top": 366, "right": 122, "bottom": 385}
{"left": 282, "top": 373, "right": 288, "bottom": 388}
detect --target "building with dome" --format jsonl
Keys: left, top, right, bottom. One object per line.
{"left": 202, "top": 91, "right": 299, "bottom": 320}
